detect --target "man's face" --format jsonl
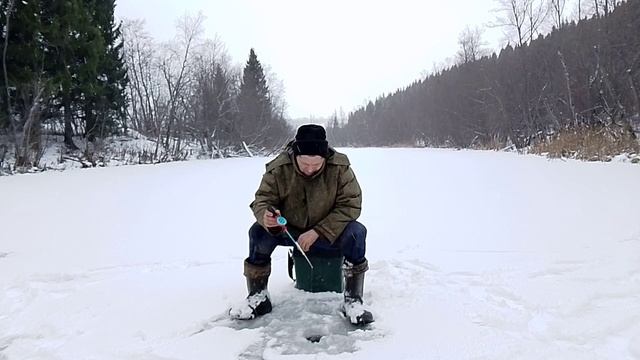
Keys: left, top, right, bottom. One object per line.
{"left": 296, "top": 155, "right": 325, "bottom": 177}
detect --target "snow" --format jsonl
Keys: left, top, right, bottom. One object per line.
{"left": 0, "top": 131, "right": 225, "bottom": 175}
{"left": 1, "top": 148, "right": 639, "bottom": 359}
{"left": 229, "top": 290, "right": 270, "bottom": 320}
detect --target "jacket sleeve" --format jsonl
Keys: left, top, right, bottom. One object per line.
{"left": 250, "top": 170, "right": 281, "bottom": 231}
{"left": 313, "top": 166, "right": 362, "bottom": 243}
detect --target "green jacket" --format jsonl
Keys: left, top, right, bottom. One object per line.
{"left": 250, "top": 146, "right": 362, "bottom": 243}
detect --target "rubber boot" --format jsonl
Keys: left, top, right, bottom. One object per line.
{"left": 229, "top": 260, "right": 272, "bottom": 320}
{"left": 342, "top": 259, "right": 374, "bottom": 326}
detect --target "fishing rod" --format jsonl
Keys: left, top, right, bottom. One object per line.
{"left": 267, "top": 206, "right": 314, "bottom": 269}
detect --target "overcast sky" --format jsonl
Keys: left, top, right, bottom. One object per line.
{"left": 115, "top": 0, "right": 503, "bottom": 120}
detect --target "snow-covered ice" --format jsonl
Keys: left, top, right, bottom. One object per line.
{"left": 1, "top": 148, "right": 640, "bottom": 359}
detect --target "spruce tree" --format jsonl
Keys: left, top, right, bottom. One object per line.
{"left": 84, "top": 0, "right": 128, "bottom": 140}
{"left": 236, "top": 48, "right": 273, "bottom": 146}
{"left": 41, "top": 0, "right": 127, "bottom": 146}
{"left": 41, "top": 0, "right": 94, "bottom": 149}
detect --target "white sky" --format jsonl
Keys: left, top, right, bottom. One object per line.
{"left": 115, "top": 0, "right": 502, "bottom": 119}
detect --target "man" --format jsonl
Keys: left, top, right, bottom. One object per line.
{"left": 229, "top": 124, "right": 373, "bottom": 326}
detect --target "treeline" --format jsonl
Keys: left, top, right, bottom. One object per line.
{"left": 330, "top": 0, "right": 640, "bottom": 151}
{"left": 1, "top": 4, "right": 290, "bottom": 171}
{"left": 121, "top": 15, "right": 291, "bottom": 160}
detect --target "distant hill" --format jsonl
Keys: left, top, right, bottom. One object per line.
{"left": 331, "top": 0, "right": 640, "bottom": 158}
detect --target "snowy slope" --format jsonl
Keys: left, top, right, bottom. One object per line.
{"left": 1, "top": 148, "right": 640, "bottom": 359}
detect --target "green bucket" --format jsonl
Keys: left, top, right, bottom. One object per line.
{"left": 288, "top": 249, "right": 344, "bottom": 293}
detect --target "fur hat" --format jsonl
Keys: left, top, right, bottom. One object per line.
{"left": 292, "top": 124, "right": 328, "bottom": 157}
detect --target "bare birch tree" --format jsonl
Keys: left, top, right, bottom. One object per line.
{"left": 2, "top": 0, "right": 47, "bottom": 168}
{"left": 493, "top": 0, "right": 528, "bottom": 46}
{"left": 493, "top": 0, "right": 548, "bottom": 46}
{"left": 158, "top": 12, "right": 205, "bottom": 153}
{"left": 122, "top": 19, "right": 162, "bottom": 136}
{"left": 15, "top": 79, "right": 46, "bottom": 167}
{"left": 2, "top": 0, "right": 17, "bottom": 147}
{"left": 187, "top": 37, "right": 235, "bottom": 156}
{"left": 124, "top": 13, "right": 206, "bottom": 158}
{"left": 526, "top": 0, "right": 548, "bottom": 42}
{"left": 455, "top": 25, "right": 487, "bottom": 64}
{"left": 550, "top": 0, "right": 566, "bottom": 29}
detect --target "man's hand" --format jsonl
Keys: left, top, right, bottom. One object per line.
{"left": 298, "top": 229, "right": 320, "bottom": 252}
{"left": 263, "top": 208, "right": 281, "bottom": 228}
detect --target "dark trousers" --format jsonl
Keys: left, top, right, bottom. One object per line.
{"left": 247, "top": 221, "right": 367, "bottom": 267}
